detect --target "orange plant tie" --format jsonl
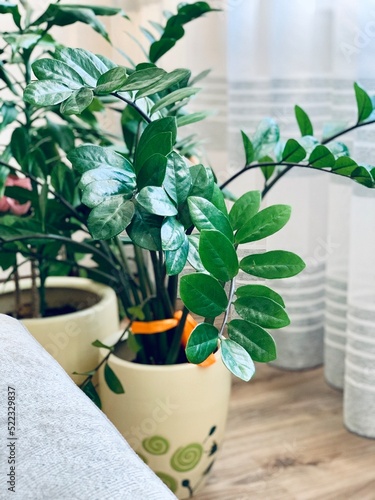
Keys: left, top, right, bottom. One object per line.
{"left": 131, "top": 311, "right": 216, "bottom": 367}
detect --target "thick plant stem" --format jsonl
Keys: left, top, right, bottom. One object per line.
{"left": 165, "top": 306, "right": 189, "bottom": 365}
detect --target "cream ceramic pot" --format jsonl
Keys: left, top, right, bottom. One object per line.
{"left": 99, "top": 333, "right": 232, "bottom": 499}
{"left": 0, "top": 277, "right": 119, "bottom": 383}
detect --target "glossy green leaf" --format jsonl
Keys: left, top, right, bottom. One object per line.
{"left": 164, "top": 151, "right": 192, "bottom": 205}
{"left": 309, "top": 145, "right": 335, "bottom": 169}
{"left": 241, "top": 130, "right": 254, "bottom": 164}
{"left": 92, "top": 340, "right": 113, "bottom": 349}
{"left": 236, "top": 284, "right": 285, "bottom": 307}
{"left": 3, "top": 33, "right": 40, "bottom": 51}
{"left": 235, "top": 205, "right": 291, "bottom": 245}
{"left": 82, "top": 380, "right": 101, "bottom": 408}
{"left": 187, "top": 234, "right": 205, "bottom": 272}
{"left": 227, "top": 319, "right": 276, "bottom": 362}
{"left": 221, "top": 339, "right": 255, "bottom": 382}
{"left": 149, "top": 39, "right": 177, "bottom": 63}
{"left": 252, "top": 118, "right": 280, "bottom": 159}
{"left": 24, "top": 81, "right": 73, "bottom": 106}
{"left": 0, "top": 102, "right": 17, "bottom": 132}
{"left": 32, "top": 59, "right": 85, "bottom": 89}
{"left": 354, "top": 82, "right": 373, "bottom": 123}
{"left": 351, "top": 166, "right": 374, "bottom": 187}
{"left": 258, "top": 155, "right": 275, "bottom": 181}
{"left": 104, "top": 363, "right": 125, "bottom": 394}
{"left": 188, "top": 196, "right": 233, "bottom": 242}
{"left": 81, "top": 169, "right": 136, "bottom": 208}
{"left": 10, "top": 127, "right": 29, "bottom": 168}
{"left": 121, "top": 67, "right": 165, "bottom": 91}
{"left": 68, "top": 145, "right": 134, "bottom": 175}
{"left": 0, "top": 2, "right": 21, "bottom": 28}
{"left": 234, "top": 296, "right": 290, "bottom": 329}
{"left": 55, "top": 47, "right": 109, "bottom": 86}
{"left": 229, "top": 191, "right": 261, "bottom": 231}
{"left": 199, "top": 229, "right": 238, "bottom": 282}
{"left": 179, "top": 272, "right": 228, "bottom": 317}
{"left": 127, "top": 207, "right": 162, "bottom": 251}
{"left": 210, "top": 184, "right": 228, "bottom": 215}
{"left": 151, "top": 87, "right": 200, "bottom": 114}
{"left": 135, "top": 117, "right": 176, "bottom": 173}
{"left": 189, "top": 164, "right": 214, "bottom": 200}
{"left": 161, "top": 217, "right": 186, "bottom": 251}
{"left": 332, "top": 156, "right": 358, "bottom": 177}
{"left": 295, "top": 105, "right": 313, "bottom": 136}
{"left": 185, "top": 323, "right": 219, "bottom": 364}
{"left": 136, "top": 69, "right": 191, "bottom": 99}
{"left": 281, "top": 138, "right": 306, "bottom": 162}
{"left": 136, "top": 186, "right": 177, "bottom": 216}
{"left": 95, "top": 67, "right": 128, "bottom": 95}
{"left": 137, "top": 154, "right": 167, "bottom": 190}
{"left": 166, "top": 235, "right": 189, "bottom": 275}
{"left": 240, "top": 250, "right": 306, "bottom": 279}
{"left": 60, "top": 88, "right": 93, "bottom": 115}
{"left": 87, "top": 197, "right": 134, "bottom": 239}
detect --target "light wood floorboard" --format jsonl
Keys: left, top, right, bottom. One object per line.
{"left": 195, "top": 364, "right": 375, "bottom": 500}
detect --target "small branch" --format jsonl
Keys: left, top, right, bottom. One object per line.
{"left": 112, "top": 92, "right": 152, "bottom": 124}
{"left": 219, "top": 279, "right": 236, "bottom": 338}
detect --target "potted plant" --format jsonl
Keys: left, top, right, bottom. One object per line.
{"left": 0, "top": 1, "right": 131, "bottom": 379}
{"left": 3, "top": 1, "right": 375, "bottom": 497}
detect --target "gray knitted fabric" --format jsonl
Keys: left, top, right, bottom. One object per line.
{"left": 0, "top": 314, "right": 176, "bottom": 500}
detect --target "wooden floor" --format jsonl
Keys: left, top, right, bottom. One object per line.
{"left": 195, "top": 364, "right": 375, "bottom": 500}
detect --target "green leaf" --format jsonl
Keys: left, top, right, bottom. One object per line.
{"left": 258, "top": 155, "right": 275, "bottom": 181}
{"left": 177, "top": 111, "right": 211, "bottom": 127}
{"left": 235, "top": 205, "right": 291, "bottom": 245}
{"left": 229, "top": 191, "right": 261, "bottom": 231}
{"left": 92, "top": 340, "right": 113, "bottom": 349}
{"left": 3, "top": 33, "right": 41, "bottom": 51}
{"left": 55, "top": 48, "right": 109, "bottom": 86}
{"left": 165, "top": 236, "right": 189, "bottom": 275}
{"left": 189, "top": 164, "right": 214, "bottom": 200}
{"left": 32, "top": 5, "right": 112, "bottom": 42}
{"left": 281, "top": 138, "right": 306, "bottom": 162}
{"left": 80, "top": 169, "right": 136, "bottom": 207}
{"left": 234, "top": 296, "right": 290, "bottom": 329}
{"left": 32, "top": 59, "right": 85, "bottom": 89}
{"left": 227, "top": 319, "right": 276, "bottom": 363}
{"left": 137, "top": 154, "right": 167, "bottom": 190}
{"left": 82, "top": 379, "right": 101, "bottom": 408}
{"left": 241, "top": 130, "right": 254, "bottom": 164}
{"left": 10, "top": 127, "right": 29, "bottom": 168}
{"left": 95, "top": 67, "right": 128, "bottom": 95}
{"left": 87, "top": 198, "right": 135, "bottom": 239}
{"left": 185, "top": 323, "right": 219, "bottom": 364}
{"left": 252, "top": 118, "right": 280, "bottom": 159}
{"left": 149, "top": 38, "right": 177, "bottom": 63}
{"left": 0, "top": 102, "right": 17, "bottom": 132}
{"left": 135, "top": 117, "right": 176, "bottom": 173}
{"left": 0, "top": 2, "right": 21, "bottom": 28}
{"left": 104, "top": 363, "right": 125, "bottom": 394}
{"left": 60, "top": 88, "right": 93, "bottom": 115}
{"left": 188, "top": 196, "right": 233, "bottom": 242}
{"left": 210, "top": 184, "right": 228, "bottom": 215}
{"left": 295, "top": 105, "right": 313, "bottom": 136}
{"left": 240, "top": 250, "right": 306, "bottom": 279}
{"left": 121, "top": 67, "right": 166, "bottom": 91}
{"left": 151, "top": 87, "right": 200, "bottom": 114}
{"left": 187, "top": 234, "right": 205, "bottom": 272}
{"left": 164, "top": 152, "right": 192, "bottom": 205}
{"left": 309, "top": 145, "right": 335, "bottom": 168}
{"left": 136, "top": 186, "right": 177, "bottom": 216}
{"left": 68, "top": 145, "right": 134, "bottom": 175}
{"left": 24, "top": 81, "right": 73, "bottom": 106}
{"left": 221, "top": 339, "right": 255, "bottom": 382}
{"left": 350, "top": 166, "right": 374, "bottom": 187}
{"left": 236, "top": 284, "right": 285, "bottom": 307}
{"left": 354, "top": 82, "right": 373, "bottom": 123}
{"left": 127, "top": 207, "right": 162, "bottom": 251}
{"left": 199, "top": 229, "right": 238, "bottom": 282}
{"left": 161, "top": 217, "right": 186, "bottom": 251}
{"left": 136, "top": 69, "right": 191, "bottom": 99}
{"left": 179, "top": 272, "right": 228, "bottom": 317}
{"left": 332, "top": 156, "right": 358, "bottom": 176}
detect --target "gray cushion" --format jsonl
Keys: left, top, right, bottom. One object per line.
{"left": 0, "top": 314, "right": 176, "bottom": 500}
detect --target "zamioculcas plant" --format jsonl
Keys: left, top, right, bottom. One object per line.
{"left": 2, "top": 2, "right": 375, "bottom": 402}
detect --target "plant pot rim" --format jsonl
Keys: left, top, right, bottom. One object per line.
{"left": 1, "top": 276, "right": 116, "bottom": 324}
{"left": 100, "top": 330, "right": 221, "bottom": 373}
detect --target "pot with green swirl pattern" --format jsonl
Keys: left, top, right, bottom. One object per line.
{"left": 98, "top": 333, "right": 232, "bottom": 499}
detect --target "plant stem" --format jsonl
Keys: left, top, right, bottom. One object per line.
{"left": 112, "top": 92, "right": 152, "bottom": 124}
{"left": 219, "top": 279, "right": 236, "bottom": 338}
{"left": 165, "top": 306, "right": 189, "bottom": 365}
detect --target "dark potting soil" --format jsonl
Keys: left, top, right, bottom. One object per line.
{"left": 7, "top": 303, "right": 78, "bottom": 319}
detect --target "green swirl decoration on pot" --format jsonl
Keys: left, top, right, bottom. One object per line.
{"left": 142, "top": 435, "right": 170, "bottom": 455}
{"left": 136, "top": 452, "right": 148, "bottom": 464}
{"left": 170, "top": 443, "right": 203, "bottom": 472}
{"left": 155, "top": 472, "right": 178, "bottom": 493}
